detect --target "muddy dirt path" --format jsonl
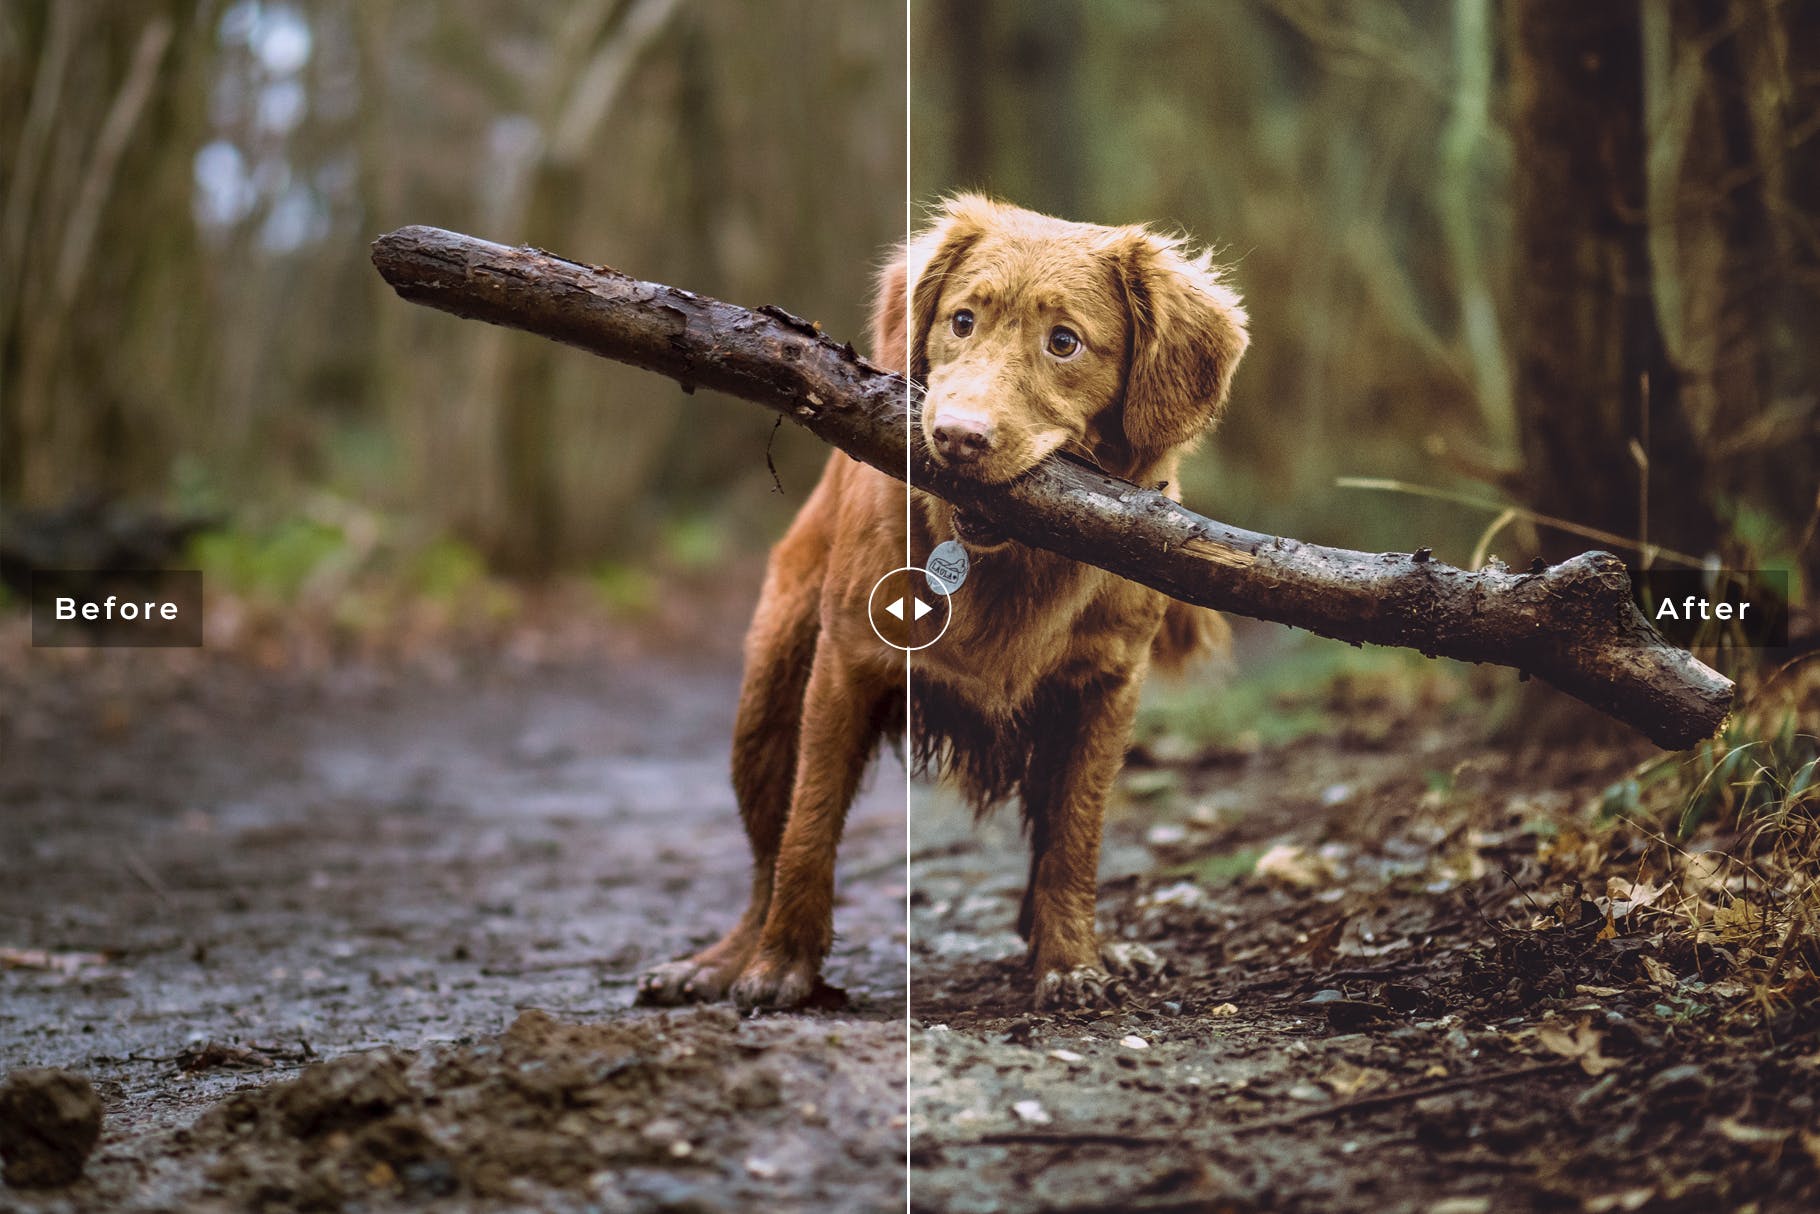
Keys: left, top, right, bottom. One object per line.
{"left": 0, "top": 630, "right": 908, "bottom": 1212}
{"left": 6, "top": 617, "right": 1816, "bottom": 1213}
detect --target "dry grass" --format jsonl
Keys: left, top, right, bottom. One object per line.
{"left": 1584, "top": 654, "right": 1820, "bottom": 1032}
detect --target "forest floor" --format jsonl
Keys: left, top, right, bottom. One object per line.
{"left": 2, "top": 595, "right": 1817, "bottom": 1213}
{"left": 911, "top": 631, "right": 1820, "bottom": 1213}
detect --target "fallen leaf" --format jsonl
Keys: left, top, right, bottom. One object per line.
{"left": 1320, "top": 1061, "right": 1388, "bottom": 1099}
{"left": 1710, "top": 899, "right": 1773, "bottom": 942}
{"left": 1682, "top": 852, "right": 1728, "bottom": 897}
{"left": 1295, "top": 919, "right": 1345, "bottom": 968}
{"left": 177, "top": 1041, "right": 274, "bottom": 1072}
{"left": 1714, "top": 1117, "right": 1787, "bottom": 1150}
{"left": 1534, "top": 1018, "right": 1621, "bottom": 1076}
{"left": 1599, "top": 878, "right": 1668, "bottom": 921}
{"left": 1255, "top": 843, "right": 1328, "bottom": 890}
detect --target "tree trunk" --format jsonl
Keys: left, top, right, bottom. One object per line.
{"left": 1776, "top": 0, "right": 1820, "bottom": 587}
{"left": 1506, "top": 1, "right": 1723, "bottom": 565}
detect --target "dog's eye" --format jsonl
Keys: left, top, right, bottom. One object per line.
{"left": 950, "top": 309, "right": 975, "bottom": 338}
{"left": 1046, "top": 326, "right": 1082, "bottom": 358}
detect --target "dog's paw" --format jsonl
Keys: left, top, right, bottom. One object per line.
{"left": 729, "top": 954, "right": 821, "bottom": 1011}
{"left": 1033, "top": 965, "right": 1127, "bottom": 1010}
{"left": 1101, "top": 941, "right": 1165, "bottom": 980}
{"left": 635, "top": 959, "right": 732, "bottom": 1007}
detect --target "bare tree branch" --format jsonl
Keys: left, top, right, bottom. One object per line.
{"left": 370, "top": 224, "right": 1736, "bottom": 749}
{"left": 55, "top": 16, "right": 173, "bottom": 305}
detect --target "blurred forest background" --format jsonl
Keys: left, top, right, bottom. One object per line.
{"left": 2, "top": 0, "right": 1816, "bottom": 614}
{"left": 918, "top": 0, "right": 1818, "bottom": 597}
{"left": 1, "top": 0, "right": 903, "bottom": 596}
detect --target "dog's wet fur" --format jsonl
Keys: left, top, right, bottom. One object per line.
{"left": 638, "top": 195, "right": 1248, "bottom": 1010}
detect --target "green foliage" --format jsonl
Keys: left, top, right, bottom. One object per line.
{"left": 184, "top": 517, "right": 517, "bottom": 636}
{"left": 1138, "top": 632, "right": 1465, "bottom": 750}
{"left": 1715, "top": 497, "right": 1799, "bottom": 572}
{"left": 1121, "top": 768, "right": 1185, "bottom": 801}
{"left": 588, "top": 562, "right": 658, "bottom": 616}
{"left": 1596, "top": 672, "right": 1820, "bottom": 837}
{"left": 189, "top": 519, "right": 348, "bottom": 598}
{"left": 659, "top": 515, "right": 728, "bottom": 571}
{"left": 409, "top": 537, "right": 488, "bottom": 601}
{"left": 403, "top": 536, "right": 519, "bottom": 624}
{"left": 1173, "top": 847, "right": 1265, "bottom": 888}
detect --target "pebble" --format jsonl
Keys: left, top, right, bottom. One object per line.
{"left": 1142, "top": 882, "right": 1206, "bottom": 909}
{"left": 1146, "top": 824, "right": 1188, "bottom": 847}
{"left": 1011, "top": 1100, "right": 1052, "bottom": 1124}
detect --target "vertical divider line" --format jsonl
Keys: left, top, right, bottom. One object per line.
{"left": 902, "top": 2, "right": 915, "bottom": 1210}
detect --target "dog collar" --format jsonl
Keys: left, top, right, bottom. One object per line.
{"left": 949, "top": 507, "right": 1009, "bottom": 551}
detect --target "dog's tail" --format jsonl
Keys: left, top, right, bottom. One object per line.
{"left": 1150, "top": 600, "right": 1231, "bottom": 676}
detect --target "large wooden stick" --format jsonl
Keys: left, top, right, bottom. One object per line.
{"left": 370, "top": 225, "right": 1734, "bottom": 749}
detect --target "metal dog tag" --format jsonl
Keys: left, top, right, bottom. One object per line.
{"left": 926, "top": 540, "right": 969, "bottom": 594}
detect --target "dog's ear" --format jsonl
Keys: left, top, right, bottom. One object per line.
{"left": 1114, "top": 230, "right": 1248, "bottom": 455}
{"left": 907, "top": 196, "right": 990, "bottom": 383}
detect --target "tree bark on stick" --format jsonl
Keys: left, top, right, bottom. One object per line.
{"left": 370, "top": 224, "right": 1734, "bottom": 749}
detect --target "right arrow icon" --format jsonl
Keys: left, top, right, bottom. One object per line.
{"left": 885, "top": 596, "right": 934, "bottom": 621}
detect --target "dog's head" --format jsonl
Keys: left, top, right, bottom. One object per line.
{"left": 908, "top": 194, "right": 1248, "bottom": 484}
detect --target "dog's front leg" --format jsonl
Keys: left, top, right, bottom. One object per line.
{"left": 1020, "top": 672, "right": 1144, "bottom": 1009}
{"left": 730, "top": 640, "right": 887, "bottom": 1010}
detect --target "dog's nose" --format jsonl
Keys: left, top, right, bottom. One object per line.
{"left": 931, "top": 415, "right": 994, "bottom": 462}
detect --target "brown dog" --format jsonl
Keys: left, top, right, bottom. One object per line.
{"left": 638, "top": 195, "right": 1247, "bottom": 1009}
